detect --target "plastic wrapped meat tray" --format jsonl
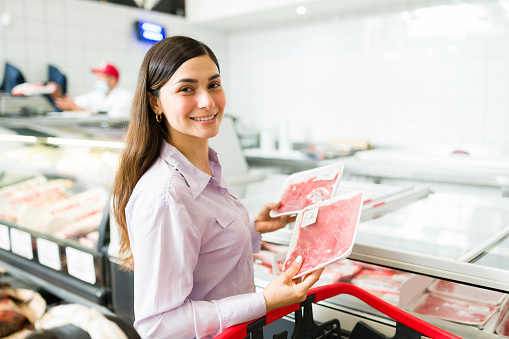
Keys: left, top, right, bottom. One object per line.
{"left": 428, "top": 279, "right": 507, "bottom": 306}
{"left": 314, "top": 260, "right": 363, "bottom": 287}
{"left": 350, "top": 268, "right": 411, "bottom": 306}
{"left": 270, "top": 163, "right": 344, "bottom": 217}
{"left": 496, "top": 301, "right": 509, "bottom": 337}
{"left": 282, "top": 190, "right": 363, "bottom": 279}
{"left": 409, "top": 292, "right": 497, "bottom": 327}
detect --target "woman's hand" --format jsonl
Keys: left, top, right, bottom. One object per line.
{"left": 254, "top": 202, "right": 296, "bottom": 234}
{"left": 262, "top": 255, "right": 323, "bottom": 312}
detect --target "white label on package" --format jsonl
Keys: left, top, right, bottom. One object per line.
{"left": 10, "top": 228, "right": 33, "bottom": 260}
{"left": 66, "top": 247, "right": 96, "bottom": 284}
{"left": 301, "top": 207, "right": 319, "bottom": 228}
{"left": 37, "top": 238, "right": 61, "bottom": 271}
{"left": 468, "top": 305, "right": 491, "bottom": 313}
{"left": 314, "top": 168, "right": 338, "bottom": 181}
{"left": 0, "top": 224, "right": 10, "bottom": 251}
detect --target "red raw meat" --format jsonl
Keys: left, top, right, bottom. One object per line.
{"left": 351, "top": 269, "right": 411, "bottom": 295}
{"left": 277, "top": 174, "right": 338, "bottom": 214}
{"left": 315, "top": 261, "right": 363, "bottom": 286}
{"left": 325, "top": 260, "right": 363, "bottom": 283}
{"left": 284, "top": 192, "right": 362, "bottom": 276}
{"left": 429, "top": 279, "right": 506, "bottom": 306}
{"left": 500, "top": 318, "right": 509, "bottom": 336}
{"left": 496, "top": 304, "right": 509, "bottom": 337}
{"left": 412, "top": 293, "right": 496, "bottom": 326}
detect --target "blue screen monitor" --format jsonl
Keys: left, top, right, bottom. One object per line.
{"left": 0, "top": 63, "right": 26, "bottom": 94}
{"left": 46, "top": 65, "right": 67, "bottom": 111}
{"left": 135, "top": 21, "right": 165, "bottom": 43}
{"left": 48, "top": 65, "right": 67, "bottom": 95}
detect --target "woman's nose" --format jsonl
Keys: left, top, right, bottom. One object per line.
{"left": 197, "top": 89, "right": 214, "bottom": 110}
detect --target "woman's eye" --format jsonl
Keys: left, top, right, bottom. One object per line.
{"left": 179, "top": 87, "right": 193, "bottom": 93}
{"left": 209, "top": 82, "right": 221, "bottom": 89}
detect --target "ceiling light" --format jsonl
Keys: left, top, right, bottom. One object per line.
{"left": 296, "top": 6, "right": 307, "bottom": 15}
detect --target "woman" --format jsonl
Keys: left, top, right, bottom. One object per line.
{"left": 111, "top": 36, "right": 323, "bottom": 338}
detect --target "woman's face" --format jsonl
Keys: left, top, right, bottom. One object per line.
{"left": 152, "top": 55, "right": 226, "bottom": 145}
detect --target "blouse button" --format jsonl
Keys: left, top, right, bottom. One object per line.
{"left": 224, "top": 192, "right": 228, "bottom": 198}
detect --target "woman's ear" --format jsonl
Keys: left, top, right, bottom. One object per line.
{"left": 147, "top": 93, "right": 160, "bottom": 113}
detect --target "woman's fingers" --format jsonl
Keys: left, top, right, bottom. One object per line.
{"left": 263, "top": 202, "right": 280, "bottom": 213}
{"left": 300, "top": 268, "right": 324, "bottom": 289}
{"left": 282, "top": 255, "right": 303, "bottom": 281}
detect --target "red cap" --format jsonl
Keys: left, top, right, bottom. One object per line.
{"left": 91, "top": 62, "right": 119, "bottom": 79}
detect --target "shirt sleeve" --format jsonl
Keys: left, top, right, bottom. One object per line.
{"left": 74, "top": 92, "right": 93, "bottom": 111}
{"left": 130, "top": 197, "right": 265, "bottom": 339}
{"left": 250, "top": 216, "right": 262, "bottom": 253}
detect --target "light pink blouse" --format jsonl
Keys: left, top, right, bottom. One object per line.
{"left": 126, "top": 142, "right": 266, "bottom": 338}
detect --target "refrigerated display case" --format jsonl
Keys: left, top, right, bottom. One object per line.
{"left": 344, "top": 147, "right": 509, "bottom": 197}
{"left": 0, "top": 116, "right": 126, "bottom": 309}
{"left": 2, "top": 117, "right": 509, "bottom": 338}
{"left": 250, "top": 186, "right": 509, "bottom": 338}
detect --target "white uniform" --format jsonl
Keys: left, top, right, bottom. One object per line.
{"left": 75, "top": 87, "right": 132, "bottom": 118}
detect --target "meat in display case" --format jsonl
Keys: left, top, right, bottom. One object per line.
{"left": 0, "top": 117, "right": 125, "bottom": 306}
{"left": 251, "top": 178, "right": 509, "bottom": 338}
{"left": 3, "top": 117, "right": 509, "bottom": 338}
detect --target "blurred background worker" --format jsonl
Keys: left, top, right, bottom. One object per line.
{"left": 51, "top": 62, "right": 132, "bottom": 118}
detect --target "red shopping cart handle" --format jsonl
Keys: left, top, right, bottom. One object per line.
{"left": 214, "top": 282, "right": 462, "bottom": 339}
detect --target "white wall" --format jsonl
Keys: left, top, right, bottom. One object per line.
{"left": 0, "top": 0, "right": 227, "bottom": 98}
{"left": 225, "top": 0, "right": 509, "bottom": 151}
{"left": 2, "top": 0, "right": 509, "bottom": 153}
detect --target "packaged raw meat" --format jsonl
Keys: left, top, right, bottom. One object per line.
{"left": 350, "top": 269, "right": 411, "bottom": 306}
{"left": 253, "top": 250, "right": 286, "bottom": 276}
{"left": 351, "top": 269, "right": 411, "bottom": 292}
{"left": 322, "top": 260, "right": 363, "bottom": 283}
{"left": 50, "top": 205, "right": 104, "bottom": 239}
{"left": 409, "top": 292, "right": 497, "bottom": 327}
{"left": 270, "top": 163, "right": 344, "bottom": 217}
{"left": 17, "top": 187, "right": 107, "bottom": 233}
{"left": 0, "top": 179, "right": 73, "bottom": 224}
{"left": 496, "top": 301, "right": 509, "bottom": 337}
{"left": 315, "top": 270, "right": 344, "bottom": 286}
{"left": 0, "top": 176, "right": 47, "bottom": 201}
{"left": 79, "top": 231, "right": 100, "bottom": 249}
{"left": 282, "top": 190, "right": 363, "bottom": 278}
{"left": 315, "top": 260, "right": 363, "bottom": 286}
{"left": 428, "top": 279, "right": 507, "bottom": 306}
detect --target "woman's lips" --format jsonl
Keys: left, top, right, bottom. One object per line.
{"left": 190, "top": 112, "right": 218, "bottom": 122}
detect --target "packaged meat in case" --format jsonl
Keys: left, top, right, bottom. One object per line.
{"left": 428, "top": 279, "right": 507, "bottom": 306}
{"left": 270, "top": 162, "right": 344, "bottom": 217}
{"left": 315, "top": 260, "right": 363, "bottom": 286}
{"left": 282, "top": 190, "right": 363, "bottom": 279}
{"left": 253, "top": 249, "right": 287, "bottom": 276}
{"left": 496, "top": 298, "right": 509, "bottom": 337}
{"left": 350, "top": 268, "right": 412, "bottom": 306}
{"left": 409, "top": 292, "right": 498, "bottom": 327}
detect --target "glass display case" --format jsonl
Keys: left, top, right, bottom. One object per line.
{"left": 251, "top": 181, "right": 509, "bottom": 338}
{"left": 0, "top": 116, "right": 126, "bottom": 307}
{"left": 2, "top": 117, "right": 509, "bottom": 338}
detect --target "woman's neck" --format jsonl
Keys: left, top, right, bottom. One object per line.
{"left": 170, "top": 135, "right": 212, "bottom": 176}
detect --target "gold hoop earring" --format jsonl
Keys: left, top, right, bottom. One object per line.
{"left": 156, "top": 114, "right": 162, "bottom": 123}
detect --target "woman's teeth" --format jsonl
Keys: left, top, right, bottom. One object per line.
{"left": 192, "top": 114, "right": 216, "bottom": 121}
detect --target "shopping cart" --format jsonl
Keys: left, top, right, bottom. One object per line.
{"left": 214, "top": 283, "right": 463, "bottom": 339}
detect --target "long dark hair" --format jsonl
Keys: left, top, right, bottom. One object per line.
{"left": 111, "top": 36, "right": 220, "bottom": 270}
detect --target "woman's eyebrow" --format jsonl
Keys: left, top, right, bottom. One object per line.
{"left": 172, "top": 74, "right": 221, "bottom": 86}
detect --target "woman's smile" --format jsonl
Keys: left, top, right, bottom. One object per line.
{"left": 190, "top": 112, "right": 218, "bottom": 123}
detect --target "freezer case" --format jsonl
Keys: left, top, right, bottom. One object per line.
{"left": 250, "top": 180, "right": 509, "bottom": 338}
{"left": 0, "top": 117, "right": 126, "bottom": 306}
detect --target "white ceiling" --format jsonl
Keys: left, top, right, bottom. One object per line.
{"left": 188, "top": 0, "right": 411, "bottom": 31}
